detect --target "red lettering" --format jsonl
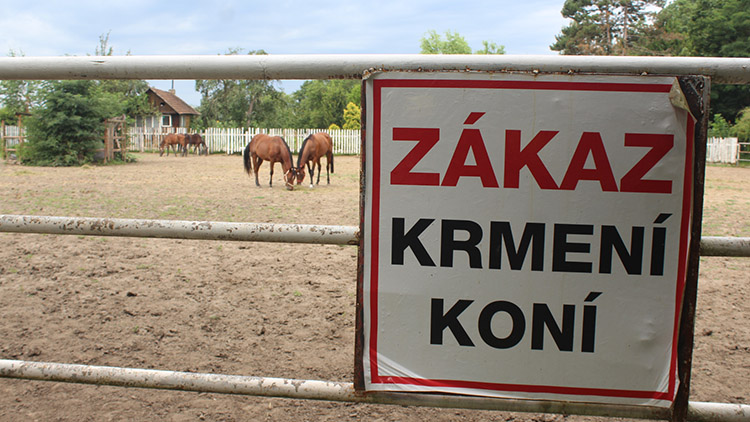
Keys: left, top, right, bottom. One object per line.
{"left": 390, "top": 128, "right": 440, "bottom": 186}
{"left": 620, "top": 133, "right": 674, "bottom": 194}
{"left": 391, "top": 128, "right": 674, "bottom": 193}
{"left": 560, "top": 132, "right": 618, "bottom": 191}
{"left": 504, "top": 130, "right": 559, "bottom": 189}
{"left": 442, "top": 129, "right": 499, "bottom": 187}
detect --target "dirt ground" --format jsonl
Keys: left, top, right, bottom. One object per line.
{"left": 0, "top": 153, "right": 748, "bottom": 422}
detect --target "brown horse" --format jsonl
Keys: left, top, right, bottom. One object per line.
{"left": 243, "top": 134, "right": 297, "bottom": 190}
{"left": 159, "top": 133, "right": 187, "bottom": 157}
{"left": 295, "top": 132, "right": 334, "bottom": 187}
{"left": 185, "top": 133, "right": 207, "bottom": 155}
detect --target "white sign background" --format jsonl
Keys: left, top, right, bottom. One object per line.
{"left": 361, "top": 72, "right": 694, "bottom": 407}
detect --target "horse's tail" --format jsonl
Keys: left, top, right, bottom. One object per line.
{"left": 243, "top": 142, "right": 253, "bottom": 175}
{"left": 328, "top": 135, "right": 334, "bottom": 173}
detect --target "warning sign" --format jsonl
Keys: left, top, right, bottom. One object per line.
{"left": 358, "top": 71, "right": 696, "bottom": 407}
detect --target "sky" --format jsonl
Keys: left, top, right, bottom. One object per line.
{"left": 1, "top": 0, "right": 570, "bottom": 107}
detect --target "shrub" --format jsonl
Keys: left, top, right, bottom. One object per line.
{"left": 20, "top": 80, "right": 109, "bottom": 166}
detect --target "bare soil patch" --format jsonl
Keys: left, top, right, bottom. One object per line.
{"left": 0, "top": 154, "right": 748, "bottom": 421}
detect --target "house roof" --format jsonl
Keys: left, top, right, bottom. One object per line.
{"left": 147, "top": 87, "right": 200, "bottom": 115}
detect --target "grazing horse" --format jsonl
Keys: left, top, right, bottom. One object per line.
{"left": 295, "top": 132, "right": 334, "bottom": 188}
{"left": 242, "top": 134, "right": 297, "bottom": 190}
{"left": 185, "top": 133, "right": 207, "bottom": 155}
{"left": 159, "top": 133, "right": 187, "bottom": 157}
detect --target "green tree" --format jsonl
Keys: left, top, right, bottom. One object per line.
{"left": 89, "top": 32, "right": 153, "bottom": 119}
{"left": 475, "top": 41, "right": 506, "bottom": 55}
{"left": 0, "top": 50, "right": 41, "bottom": 119}
{"left": 421, "top": 30, "right": 472, "bottom": 54}
{"left": 420, "top": 30, "right": 505, "bottom": 54}
{"left": 551, "top": 0, "right": 665, "bottom": 55}
{"left": 21, "top": 80, "right": 110, "bottom": 166}
{"left": 342, "top": 102, "right": 361, "bottom": 130}
{"left": 708, "top": 114, "right": 736, "bottom": 138}
{"left": 195, "top": 49, "right": 285, "bottom": 128}
{"left": 0, "top": 106, "right": 16, "bottom": 123}
{"left": 292, "top": 80, "right": 360, "bottom": 128}
{"left": 734, "top": 107, "right": 750, "bottom": 142}
{"left": 639, "top": 0, "right": 750, "bottom": 121}
{"left": 554, "top": 0, "right": 750, "bottom": 122}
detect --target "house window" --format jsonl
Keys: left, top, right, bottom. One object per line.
{"left": 161, "top": 115, "right": 172, "bottom": 127}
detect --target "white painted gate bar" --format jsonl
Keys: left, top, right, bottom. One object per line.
{"left": 1, "top": 214, "right": 748, "bottom": 257}
{"left": 0, "top": 55, "right": 749, "bottom": 84}
{"left": 0, "top": 214, "right": 358, "bottom": 245}
{"left": 1, "top": 359, "right": 748, "bottom": 422}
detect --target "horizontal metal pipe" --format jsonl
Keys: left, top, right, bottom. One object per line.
{"left": 0, "top": 54, "right": 748, "bottom": 84}
{"left": 0, "top": 214, "right": 358, "bottom": 245}
{"left": 1, "top": 359, "right": 748, "bottom": 421}
{"left": 2, "top": 215, "right": 749, "bottom": 257}
{"left": 700, "top": 236, "right": 750, "bottom": 257}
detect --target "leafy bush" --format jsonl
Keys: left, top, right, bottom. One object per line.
{"left": 20, "top": 80, "right": 109, "bottom": 166}
{"left": 735, "top": 107, "right": 750, "bottom": 143}
{"left": 708, "top": 114, "right": 736, "bottom": 139}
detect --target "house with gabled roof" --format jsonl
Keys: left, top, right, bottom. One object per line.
{"left": 136, "top": 87, "right": 200, "bottom": 129}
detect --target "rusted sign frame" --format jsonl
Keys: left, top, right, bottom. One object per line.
{"left": 354, "top": 71, "right": 709, "bottom": 422}
{"left": 671, "top": 75, "right": 709, "bottom": 422}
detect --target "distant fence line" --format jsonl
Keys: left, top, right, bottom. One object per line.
{"left": 127, "top": 127, "right": 361, "bottom": 155}
{"left": 706, "top": 137, "right": 740, "bottom": 164}
{"left": 2, "top": 126, "right": 743, "bottom": 162}
{"left": 1, "top": 124, "right": 24, "bottom": 156}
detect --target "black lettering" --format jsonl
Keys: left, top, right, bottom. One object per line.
{"left": 392, "top": 218, "right": 435, "bottom": 266}
{"left": 531, "top": 303, "right": 575, "bottom": 351}
{"left": 430, "top": 298, "right": 475, "bottom": 346}
{"left": 599, "top": 225, "right": 644, "bottom": 274}
{"left": 489, "top": 222, "right": 545, "bottom": 271}
{"left": 582, "top": 292, "right": 602, "bottom": 353}
{"left": 650, "top": 213, "right": 671, "bottom": 276}
{"left": 552, "top": 224, "right": 593, "bottom": 273}
{"left": 478, "top": 301, "right": 525, "bottom": 349}
{"left": 440, "top": 219, "right": 483, "bottom": 268}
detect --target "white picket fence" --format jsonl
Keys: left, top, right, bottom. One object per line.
{"left": 127, "top": 127, "right": 188, "bottom": 152}
{"left": 127, "top": 127, "right": 360, "bottom": 155}
{"left": 3, "top": 125, "right": 744, "bottom": 163}
{"left": 1, "top": 124, "right": 24, "bottom": 147}
{"left": 706, "top": 137, "right": 739, "bottom": 164}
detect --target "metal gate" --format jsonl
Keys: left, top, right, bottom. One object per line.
{"left": 1, "top": 54, "right": 749, "bottom": 421}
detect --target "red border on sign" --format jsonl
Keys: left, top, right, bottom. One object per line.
{"left": 367, "top": 77, "right": 691, "bottom": 402}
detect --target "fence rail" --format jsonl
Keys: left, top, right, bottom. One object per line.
{"left": 1, "top": 214, "right": 747, "bottom": 257}
{"left": 128, "top": 127, "right": 361, "bottom": 155}
{"left": 1, "top": 55, "right": 749, "bottom": 84}
{"left": 1, "top": 122, "right": 25, "bottom": 159}
{"left": 202, "top": 127, "right": 360, "bottom": 155}
{"left": 706, "top": 137, "right": 739, "bottom": 164}
{"left": 1, "top": 359, "right": 748, "bottom": 422}
{"left": 740, "top": 142, "right": 750, "bottom": 163}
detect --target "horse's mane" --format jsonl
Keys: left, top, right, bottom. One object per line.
{"left": 280, "top": 136, "right": 294, "bottom": 166}
{"left": 296, "top": 134, "right": 313, "bottom": 168}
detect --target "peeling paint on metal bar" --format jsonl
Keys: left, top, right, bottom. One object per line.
{"left": 0, "top": 214, "right": 358, "bottom": 245}
{"left": 1, "top": 360, "right": 748, "bottom": 421}
{"left": 700, "top": 236, "right": 750, "bottom": 257}
{"left": 2, "top": 215, "right": 749, "bottom": 256}
{"left": 0, "top": 55, "right": 749, "bottom": 84}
